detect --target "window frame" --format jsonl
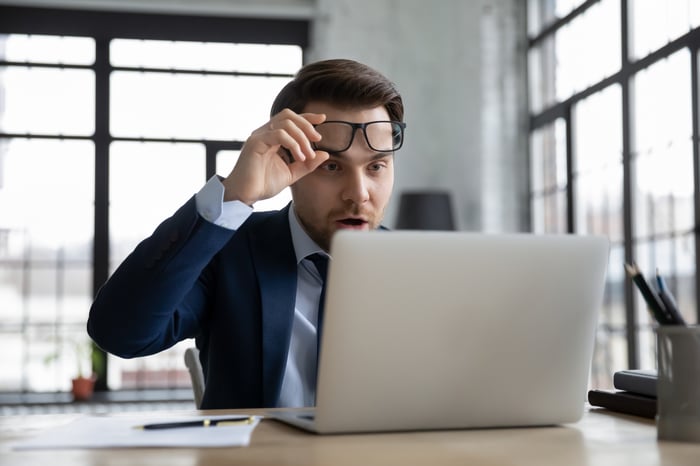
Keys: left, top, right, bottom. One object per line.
{"left": 528, "top": 0, "right": 700, "bottom": 369}
{"left": 0, "top": 5, "right": 308, "bottom": 392}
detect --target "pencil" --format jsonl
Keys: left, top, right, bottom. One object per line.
{"left": 624, "top": 263, "right": 673, "bottom": 325}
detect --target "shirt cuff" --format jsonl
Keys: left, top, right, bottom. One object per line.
{"left": 195, "top": 176, "right": 253, "bottom": 230}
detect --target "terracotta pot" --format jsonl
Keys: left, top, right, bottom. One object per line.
{"left": 71, "top": 376, "right": 96, "bottom": 401}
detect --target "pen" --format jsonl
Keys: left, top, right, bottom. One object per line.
{"left": 655, "top": 270, "right": 686, "bottom": 326}
{"left": 134, "top": 416, "right": 255, "bottom": 430}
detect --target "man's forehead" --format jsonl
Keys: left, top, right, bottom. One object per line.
{"left": 303, "top": 101, "right": 390, "bottom": 120}
{"left": 328, "top": 151, "right": 394, "bottom": 163}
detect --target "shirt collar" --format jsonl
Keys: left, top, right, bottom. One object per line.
{"left": 288, "top": 203, "right": 328, "bottom": 264}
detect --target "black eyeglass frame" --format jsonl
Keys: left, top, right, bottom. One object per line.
{"left": 312, "top": 120, "right": 407, "bottom": 153}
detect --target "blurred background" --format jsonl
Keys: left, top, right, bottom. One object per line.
{"left": 0, "top": 0, "right": 698, "bottom": 411}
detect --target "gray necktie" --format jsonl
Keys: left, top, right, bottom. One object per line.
{"left": 307, "top": 253, "right": 329, "bottom": 390}
{"left": 307, "top": 253, "right": 329, "bottom": 338}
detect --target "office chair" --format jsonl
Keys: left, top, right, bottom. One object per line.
{"left": 183, "top": 347, "right": 205, "bottom": 408}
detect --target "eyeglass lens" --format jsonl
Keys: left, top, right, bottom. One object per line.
{"left": 313, "top": 121, "right": 404, "bottom": 153}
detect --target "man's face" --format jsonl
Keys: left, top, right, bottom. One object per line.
{"left": 291, "top": 101, "right": 396, "bottom": 252}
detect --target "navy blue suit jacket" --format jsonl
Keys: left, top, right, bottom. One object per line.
{"left": 88, "top": 197, "right": 299, "bottom": 409}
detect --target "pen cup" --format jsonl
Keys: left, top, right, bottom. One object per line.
{"left": 656, "top": 325, "right": 700, "bottom": 443}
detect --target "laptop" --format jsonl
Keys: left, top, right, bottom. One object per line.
{"left": 272, "top": 231, "right": 609, "bottom": 434}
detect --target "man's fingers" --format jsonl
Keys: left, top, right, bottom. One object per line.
{"left": 270, "top": 121, "right": 317, "bottom": 161}
{"left": 298, "top": 112, "right": 327, "bottom": 130}
{"left": 289, "top": 150, "right": 329, "bottom": 180}
{"left": 272, "top": 110, "right": 326, "bottom": 144}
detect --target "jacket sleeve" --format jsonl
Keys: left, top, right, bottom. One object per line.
{"left": 87, "top": 196, "right": 238, "bottom": 358}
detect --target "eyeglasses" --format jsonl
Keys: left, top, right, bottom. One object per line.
{"left": 312, "top": 120, "right": 406, "bottom": 153}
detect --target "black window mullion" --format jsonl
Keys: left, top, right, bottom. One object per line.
{"left": 92, "top": 36, "right": 110, "bottom": 391}
{"left": 620, "top": 0, "right": 638, "bottom": 369}
{"left": 205, "top": 141, "right": 245, "bottom": 181}
{"left": 0, "top": 6, "right": 309, "bottom": 46}
{"left": 692, "top": 46, "right": 700, "bottom": 324}
{"left": 565, "top": 107, "right": 574, "bottom": 233}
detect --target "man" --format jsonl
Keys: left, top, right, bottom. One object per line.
{"left": 87, "top": 58, "right": 405, "bottom": 409}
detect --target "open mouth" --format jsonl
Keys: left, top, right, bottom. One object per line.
{"left": 338, "top": 218, "right": 367, "bottom": 227}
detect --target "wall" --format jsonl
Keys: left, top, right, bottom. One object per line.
{"left": 0, "top": 0, "right": 530, "bottom": 232}
{"left": 310, "top": 0, "right": 529, "bottom": 231}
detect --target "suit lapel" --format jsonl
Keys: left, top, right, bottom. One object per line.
{"left": 249, "top": 204, "right": 298, "bottom": 406}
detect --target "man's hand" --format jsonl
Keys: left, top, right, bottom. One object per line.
{"left": 222, "top": 109, "right": 330, "bottom": 205}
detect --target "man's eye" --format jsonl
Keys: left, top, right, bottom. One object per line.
{"left": 369, "top": 163, "right": 385, "bottom": 172}
{"left": 323, "top": 162, "right": 339, "bottom": 171}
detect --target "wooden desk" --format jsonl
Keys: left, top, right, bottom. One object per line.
{"left": 1, "top": 407, "right": 699, "bottom": 465}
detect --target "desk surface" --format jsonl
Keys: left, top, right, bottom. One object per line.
{"left": 1, "top": 406, "right": 699, "bottom": 465}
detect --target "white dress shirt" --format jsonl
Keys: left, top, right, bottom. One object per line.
{"left": 195, "top": 176, "right": 326, "bottom": 407}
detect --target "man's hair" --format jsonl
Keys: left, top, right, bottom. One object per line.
{"left": 271, "top": 58, "right": 404, "bottom": 122}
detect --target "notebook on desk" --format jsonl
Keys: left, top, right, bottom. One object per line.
{"left": 271, "top": 231, "right": 610, "bottom": 434}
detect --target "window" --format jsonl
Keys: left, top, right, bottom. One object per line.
{"left": 528, "top": 0, "right": 700, "bottom": 386}
{"left": 0, "top": 34, "right": 97, "bottom": 392}
{"left": 0, "top": 7, "right": 307, "bottom": 394}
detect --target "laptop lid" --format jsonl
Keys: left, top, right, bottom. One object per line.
{"left": 286, "top": 231, "right": 609, "bottom": 434}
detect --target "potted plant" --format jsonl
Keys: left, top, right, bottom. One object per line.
{"left": 44, "top": 338, "right": 99, "bottom": 401}
{"left": 71, "top": 344, "right": 97, "bottom": 401}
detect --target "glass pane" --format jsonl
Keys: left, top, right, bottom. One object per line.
{"left": 108, "top": 141, "right": 205, "bottom": 390}
{"left": 573, "top": 85, "right": 622, "bottom": 173}
{"left": 531, "top": 190, "right": 567, "bottom": 233}
{"left": 216, "top": 150, "right": 292, "bottom": 212}
{"left": 527, "top": 0, "right": 588, "bottom": 37}
{"left": 62, "top": 266, "right": 93, "bottom": 323}
{"left": 555, "top": 0, "right": 620, "bottom": 102}
{"left": 555, "top": 0, "right": 587, "bottom": 18}
{"left": 24, "top": 267, "right": 92, "bottom": 325}
{"left": 110, "top": 72, "right": 291, "bottom": 140}
{"left": 692, "top": 1, "right": 700, "bottom": 29}
{"left": 633, "top": 50, "right": 693, "bottom": 239}
{"left": 0, "top": 266, "right": 23, "bottom": 325}
{"left": 590, "top": 330, "right": 628, "bottom": 389}
{"left": 634, "top": 166, "right": 694, "bottom": 238}
{"left": 528, "top": 36, "right": 556, "bottom": 114}
{"left": 0, "top": 139, "right": 95, "bottom": 259}
{"left": 530, "top": 118, "right": 568, "bottom": 234}
{"left": 0, "top": 34, "right": 95, "bottom": 64}
{"left": 27, "top": 267, "right": 57, "bottom": 323}
{"left": 109, "top": 142, "right": 205, "bottom": 267}
{"left": 28, "top": 324, "right": 92, "bottom": 392}
{"left": 573, "top": 85, "right": 623, "bottom": 242}
{"left": 108, "top": 340, "right": 193, "bottom": 390}
{"left": 630, "top": 0, "right": 697, "bottom": 60}
{"left": 634, "top": 51, "right": 691, "bottom": 152}
{"left": 0, "top": 333, "right": 23, "bottom": 390}
{"left": 673, "top": 235, "right": 698, "bottom": 325}
{"left": 0, "top": 66, "right": 95, "bottom": 135}
{"left": 574, "top": 165, "right": 623, "bottom": 241}
{"left": 111, "top": 40, "right": 301, "bottom": 74}
{"left": 529, "top": 119, "right": 567, "bottom": 193}
{"left": 0, "top": 138, "right": 94, "bottom": 392}
{"left": 590, "top": 244, "right": 627, "bottom": 388}
{"left": 603, "top": 245, "right": 628, "bottom": 328}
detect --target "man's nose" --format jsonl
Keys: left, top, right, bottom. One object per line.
{"left": 341, "top": 170, "right": 370, "bottom": 204}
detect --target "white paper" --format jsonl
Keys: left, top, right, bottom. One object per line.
{"left": 12, "top": 414, "right": 261, "bottom": 450}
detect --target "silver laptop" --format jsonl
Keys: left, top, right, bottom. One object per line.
{"left": 272, "top": 231, "right": 609, "bottom": 434}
